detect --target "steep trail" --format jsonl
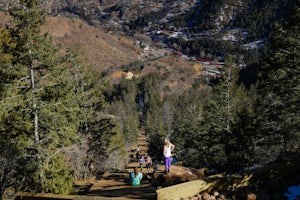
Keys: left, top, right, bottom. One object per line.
{"left": 85, "top": 129, "right": 157, "bottom": 199}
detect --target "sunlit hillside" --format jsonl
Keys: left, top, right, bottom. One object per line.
{"left": 0, "top": 12, "right": 140, "bottom": 71}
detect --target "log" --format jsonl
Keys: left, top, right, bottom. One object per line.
{"left": 156, "top": 180, "right": 213, "bottom": 200}
{"left": 155, "top": 174, "right": 255, "bottom": 200}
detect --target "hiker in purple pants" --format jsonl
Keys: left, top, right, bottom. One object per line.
{"left": 163, "top": 139, "right": 175, "bottom": 173}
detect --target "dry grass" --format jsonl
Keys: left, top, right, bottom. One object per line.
{"left": 140, "top": 55, "right": 198, "bottom": 95}
{"left": 43, "top": 16, "right": 139, "bottom": 71}
{"left": 0, "top": 12, "right": 140, "bottom": 71}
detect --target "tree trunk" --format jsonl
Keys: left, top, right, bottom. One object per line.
{"left": 29, "top": 49, "right": 39, "bottom": 142}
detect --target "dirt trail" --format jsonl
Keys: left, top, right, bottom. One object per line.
{"left": 83, "top": 130, "right": 157, "bottom": 199}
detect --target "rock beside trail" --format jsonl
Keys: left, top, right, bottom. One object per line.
{"left": 152, "top": 165, "right": 206, "bottom": 187}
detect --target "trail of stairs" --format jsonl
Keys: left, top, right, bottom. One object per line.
{"left": 126, "top": 130, "right": 149, "bottom": 170}
{"left": 85, "top": 130, "right": 157, "bottom": 200}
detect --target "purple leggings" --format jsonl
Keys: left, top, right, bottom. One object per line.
{"left": 164, "top": 157, "right": 171, "bottom": 170}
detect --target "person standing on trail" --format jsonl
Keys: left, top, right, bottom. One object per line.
{"left": 136, "top": 146, "right": 140, "bottom": 161}
{"left": 129, "top": 167, "right": 143, "bottom": 186}
{"left": 138, "top": 155, "right": 145, "bottom": 170}
{"left": 163, "top": 139, "right": 175, "bottom": 173}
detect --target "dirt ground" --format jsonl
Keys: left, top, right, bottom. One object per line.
{"left": 75, "top": 172, "right": 156, "bottom": 199}
{"left": 74, "top": 164, "right": 206, "bottom": 199}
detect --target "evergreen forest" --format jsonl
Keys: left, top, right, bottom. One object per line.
{"left": 0, "top": 0, "right": 299, "bottom": 199}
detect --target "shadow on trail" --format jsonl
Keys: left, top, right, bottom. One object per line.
{"left": 88, "top": 184, "right": 157, "bottom": 199}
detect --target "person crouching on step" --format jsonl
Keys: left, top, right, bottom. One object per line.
{"left": 129, "top": 167, "right": 143, "bottom": 186}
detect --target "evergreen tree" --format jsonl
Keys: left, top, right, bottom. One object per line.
{"left": 0, "top": 0, "right": 80, "bottom": 194}
{"left": 104, "top": 78, "right": 140, "bottom": 148}
{"left": 62, "top": 48, "right": 125, "bottom": 173}
{"left": 172, "top": 87, "right": 212, "bottom": 167}
{"left": 140, "top": 74, "right": 166, "bottom": 160}
{"left": 161, "top": 96, "right": 176, "bottom": 137}
{"left": 0, "top": 27, "right": 19, "bottom": 199}
{"left": 256, "top": 0, "right": 300, "bottom": 158}
{"left": 198, "top": 59, "right": 254, "bottom": 171}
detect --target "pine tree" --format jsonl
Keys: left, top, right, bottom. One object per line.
{"left": 0, "top": 0, "right": 81, "bottom": 194}
{"left": 139, "top": 74, "right": 166, "bottom": 159}
{"left": 172, "top": 87, "right": 212, "bottom": 167}
{"left": 257, "top": 0, "right": 300, "bottom": 157}
{"left": 161, "top": 96, "right": 176, "bottom": 137}
{"left": 199, "top": 58, "right": 254, "bottom": 171}
{"left": 104, "top": 78, "right": 140, "bottom": 149}
{"left": 62, "top": 48, "right": 125, "bottom": 173}
{"left": 0, "top": 27, "right": 20, "bottom": 199}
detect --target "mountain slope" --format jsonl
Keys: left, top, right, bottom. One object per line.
{"left": 0, "top": 12, "right": 140, "bottom": 71}
{"left": 43, "top": 16, "right": 140, "bottom": 71}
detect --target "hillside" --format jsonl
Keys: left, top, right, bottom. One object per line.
{"left": 1, "top": 11, "right": 202, "bottom": 96}
{"left": 0, "top": 12, "right": 140, "bottom": 71}
{"left": 39, "top": 8, "right": 202, "bottom": 89}
{"left": 42, "top": 15, "right": 202, "bottom": 95}
{"left": 42, "top": 16, "right": 140, "bottom": 71}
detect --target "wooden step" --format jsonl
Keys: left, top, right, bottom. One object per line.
{"left": 137, "top": 147, "right": 148, "bottom": 151}
{"left": 125, "top": 162, "right": 140, "bottom": 169}
{"left": 137, "top": 141, "right": 148, "bottom": 144}
{"left": 137, "top": 145, "right": 148, "bottom": 149}
{"left": 138, "top": 139, "right": 147, "bottom": 141}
